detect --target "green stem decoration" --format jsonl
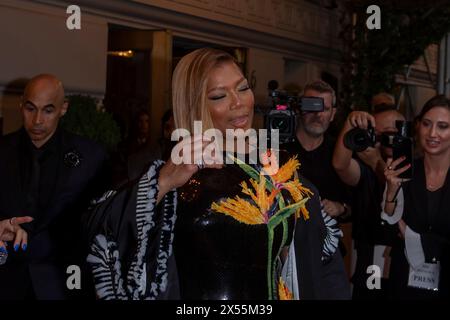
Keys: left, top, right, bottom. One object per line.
{"left": 270, "top": 218, "right": 289, "bottom": 299}
{"left": 265, "top": 200, "right": 307, "bottom": 299}
{"left": 266, "top": 226, "right": 274, "bottom": 299}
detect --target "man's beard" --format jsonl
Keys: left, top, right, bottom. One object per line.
{"left": 303, "top": 120, "right": 327, "bottom": 137}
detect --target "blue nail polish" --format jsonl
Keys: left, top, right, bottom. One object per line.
{"left": 22, "top": 244, "right": 27, "bottom": 251}
{"left": 0, "top": 247, "right": 7, "bottom": 253}
{"left": 14, "top": 244, "right": 19, "bottom": 252}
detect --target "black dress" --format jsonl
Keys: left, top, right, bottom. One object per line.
{"left": 174, "top": 152, "right": 307, "bottom": 300}
{"left": 86, "top": 153, "right": 313, "bottom": 300}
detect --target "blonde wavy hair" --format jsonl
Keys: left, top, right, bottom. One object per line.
{"left": 172, "top": 48, "right": 240, "bottom": 133}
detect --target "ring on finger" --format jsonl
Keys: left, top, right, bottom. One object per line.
{"left": 9, "top": 217, "right": 15, "bottom": 225}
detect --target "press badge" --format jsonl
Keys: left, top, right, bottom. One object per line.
{"left": 407, "top": 262, "right": 440, "bottom": 291}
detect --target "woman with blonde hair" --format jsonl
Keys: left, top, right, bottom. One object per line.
{"left": 86, "top": 48, "right": 341, "bottom": 300}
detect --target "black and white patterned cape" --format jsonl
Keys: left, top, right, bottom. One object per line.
{"left": 320, "top": 200, "right": 343, "bottom": 262}
{"left": 87, "top": 161, "right": 177, "bottom": 300}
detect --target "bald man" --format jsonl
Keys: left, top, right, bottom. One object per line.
{"left": 21, "top": 74, "right": 68, "bottom": 148}
{"left": 371, "top": 92, "right": 395, "bottom": 111}
{"left": 0, "top": 74, "right": 108, "bottom": 299}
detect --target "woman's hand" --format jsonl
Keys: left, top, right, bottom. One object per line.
{"left": 384, "top": 157, "right": 411, "bottom": 201}
{"left": 157, "top": 135, "right": 223, "bottom": 203}
{"left": 0, "top": 216, "right": 33, "bottom": 252}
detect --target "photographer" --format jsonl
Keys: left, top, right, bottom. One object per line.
{"left": 284, "top": 80, "right": 351, "bottom": 299}
{"left": 285, "top": 81, "right": 351, "bottom": 220}
{"left": 332, "top": 105, "right": 405, "bottom": 299}
{"left": 382, "top": 95, "right": 450, "bottom": 299}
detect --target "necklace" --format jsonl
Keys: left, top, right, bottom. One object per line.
{"left": 427, "top": 175, "right": 444, "bottom": 191}
{"left": 427, "top": 184, "right": 443, "bottom": 191}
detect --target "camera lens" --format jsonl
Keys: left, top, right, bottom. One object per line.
{"left": 271, "top": 116, "right": 290, "bottom": 133}
{"left": 344, "top": 128, "right": 373, "bottom": 152}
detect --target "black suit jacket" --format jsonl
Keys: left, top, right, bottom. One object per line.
{"left": 295, "top": 177, "right": 351, "bottom": 299}
{"left": 0, "top": 128, "right": 107, "bottom": 299}
{"left": 389, "top": 158, "right": 450, "bottom": 298}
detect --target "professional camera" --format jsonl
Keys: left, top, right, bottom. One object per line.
{"left": 264, "top": 80, "right": 325, "bottom": 143}
{"left": 344, "top": 121, "right": 414, "bottom": 178}
{"left": 343, "top": 123, "right": 377, "bottom": 152}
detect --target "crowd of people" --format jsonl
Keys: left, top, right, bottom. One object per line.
{"left": 0, "top": 47, "right": 449, "bottom": 300}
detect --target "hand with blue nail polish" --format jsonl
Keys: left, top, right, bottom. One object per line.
{"left": 0, "top": 216, "right": 33, "bottom": 253}
{"left": 0, "top": 245, "right": 8, "bottom": 265}
{"left": 0, "top": 240, "right": 8, "bottom": 265}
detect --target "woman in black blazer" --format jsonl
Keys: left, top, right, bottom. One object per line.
{"left": 383, "top": 95, "right": 450, "bottom": 299}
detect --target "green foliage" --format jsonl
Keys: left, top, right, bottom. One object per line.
{"left": 61, "top": 95, "right": 121, "bottom": 151}
{"left": 341, "top": 1, "right": 450, "bottom": 110}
